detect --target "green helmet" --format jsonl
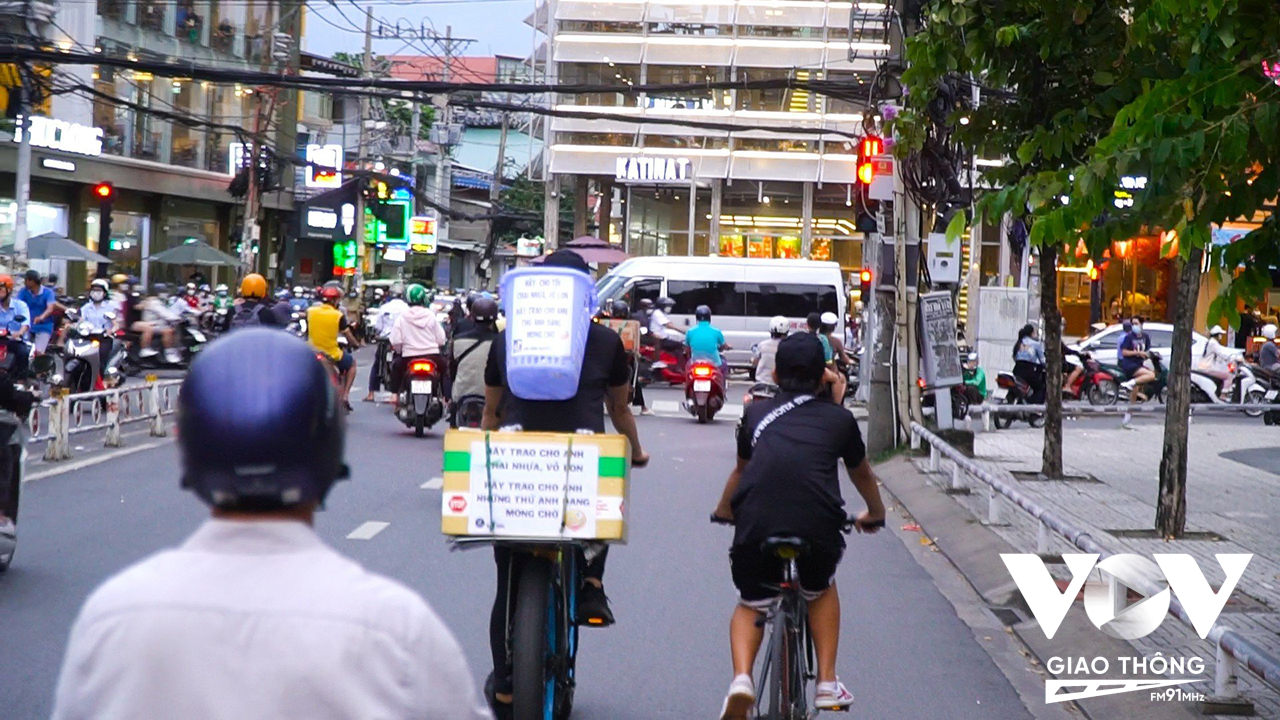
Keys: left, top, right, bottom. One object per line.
{"left": 405, "top": 284, "right": 429, "bottom": 307}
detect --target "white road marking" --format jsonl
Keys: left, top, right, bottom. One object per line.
{"left": 346, "top": 521, "right": 390, "bottom": 540}
{"left": 421, "top": 476, "right": 444, "bottom": 490}
{"left": 648, "top": 400, "right": 744, "bottom": 419}
{"left": 24, "top": 440, "right": 170, "bottom": 482}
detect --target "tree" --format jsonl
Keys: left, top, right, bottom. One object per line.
{"left": 895, "top": 0, "right": 1138, "bottom": 479}
{"left": 898, "top": 0, "right": 1280, "bottom": 535}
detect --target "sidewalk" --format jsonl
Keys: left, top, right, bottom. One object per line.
{"left": 914, "top": 420, "right": 1280, "bottom": 717}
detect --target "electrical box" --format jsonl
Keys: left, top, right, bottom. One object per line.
{"left": 926, "top": 232, "right": 961, "bottom": 285}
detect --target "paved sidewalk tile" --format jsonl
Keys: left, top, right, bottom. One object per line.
{"left": 912, "top": 421, "right": 1280, "bottom": 717}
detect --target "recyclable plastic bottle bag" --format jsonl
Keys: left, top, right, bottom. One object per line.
{"left": 500, "top": 266, "right": 598, "bottom": 400}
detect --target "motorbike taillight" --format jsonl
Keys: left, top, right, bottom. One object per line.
{"left": 691, "top": 364, "right": 714, "bottom": 379}
{"left": 410, "top": 359, "right": 436, "bottom": 374}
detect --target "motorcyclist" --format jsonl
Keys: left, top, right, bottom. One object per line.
{"left": 81, "top": 279, "right": 117, "bottom": 372}
{"left": 133, "top": 283, "right": 181, "bottom": 364}
{"left": 1259, "top": 324, "right": 1279, "bottom": 373}
{"left": 752, "top": 315, "right": 789, "bottom": 384}
{"left": 52, "top": 330, "right": 490, "bottom": 719}
{"left": 0, "top": 276, "right": 32, "bottom": 378}
{"left": 448, "top": 295, "right": 499, "bottom": 423}
{"left": 289, "top": 286, "right": 309, "bottom": 313}
{"left": 649, "top": 296, "right": 685, "bottom": 370}
{"left": 18, "top": 269, "right": 63, "bottom": 355}
{"left": 307, "top": 285, "right": 359, "bottom": 411}
{"left": 1119, "top": 320, "right": 1155, "bottom": 403}
{"left": 806, "top": 312, "right": 834, "bottom": 365}
{"left": 1012, "top": 323, "right": 1047, "bottom": 403}
{"left": 229, "top": 273, "right": 280, "bottom": 329}
{"left": 962, "top": 351, "right": 987, "bottom": 402}
{"left": 685, "top": 304, "right": 731, "bottom": 377}
{"left": 210, "top": 284, "right": 234, "bottom": 311}
{"left": 1199, "top": 325, "right": 1238, "bottom": 399}
{"left": 364, "top": 284, "right": 408, "bottom": 402}
{"left": 819, "top": 311, "right": 853, "bottom": 370}
{"left": 480, "top": 250, "right": 648, "bottom": 714}
{"left": 388, "top": 284, "right": 447, "bottom": 409}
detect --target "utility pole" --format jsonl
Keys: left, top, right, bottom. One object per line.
{"left": 11, "top": 76, "right": 30, "bottom": 271}
{"left": 479, "top": 109, "right": 509, "bottom": 288}
{"left": 433, "top": 25, "right": 454, "bottom": 260}
{"left": 351, "top": 7, "right": 373, "bottom": 289}
{"left": 238, "top": 100, "right": 261, "bottom": 274}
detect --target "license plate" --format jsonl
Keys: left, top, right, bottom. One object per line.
{"left": 411, "top": 379, "right": 433, "bottom": 394}
{"left": 694, "top": 380, "right": 711, "bottom": 392}
{"left": 1267, "top": 390, "right": 1278, "bottom": 401}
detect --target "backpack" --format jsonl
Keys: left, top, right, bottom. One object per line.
{"left": 230, "top": 302, "right": 265, "bottom": 329}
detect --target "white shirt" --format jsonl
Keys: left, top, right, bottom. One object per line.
{"left": 1200, "top": 337, "right": 1237, "bottom": 373}
{"left": 79, "top": 300, "right": 114, "bottom": 333}
{"left": 375, "top": 298, "right": 409, "bottom": 338}
{"left": 53, "top": 519, "right": 491, "bottom": 720}
{"left": 649, "top": 308, "right": 671, "bottom": 340}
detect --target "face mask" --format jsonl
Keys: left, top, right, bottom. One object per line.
{"left": 1132, "top": 325, "right": 1142, "bottom": 334}
{"left": 90, "top": 290, "right": 106, "bottom": 302}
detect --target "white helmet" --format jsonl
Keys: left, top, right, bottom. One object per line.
{"left": 820, "top": 311, "right": 839, "bottom": 328}
{"left": 769, "top": 315, "right": 789, "bottom": 337}
{"left": 1263, "top": 324, "right": 1277, "bottom": 341}
{"left": 1209, "top": 324, "right": 1226, "bottom": 337}
{"left": 854, "top": 300, "right": 865, "bottom": 312}
{"left": 90, "top": 278, "right": 110, "bottom": 291}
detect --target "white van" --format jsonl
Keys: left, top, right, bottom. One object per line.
{"left": 595, "top": 257, "right": 847, "bottom": 368}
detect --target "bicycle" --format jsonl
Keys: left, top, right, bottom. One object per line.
{"left": 711, "top": 515, "right": 883, "bottom": 719}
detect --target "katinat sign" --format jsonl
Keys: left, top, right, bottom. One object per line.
{"left": 13, "top": 115, "right": 103, "bottom": 157}
{"left": 615, "top": 156, "right": 691, "bottom": 183}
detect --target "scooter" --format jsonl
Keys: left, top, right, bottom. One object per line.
{"left": 1189, "top": 362, "right": 1267, "bottom": 417}
{"left": 35, "top": 320, "right": 111, "bottom": 394}
{"left": 118, "top": 317, "right": 207, "bottom": 375}
{"left": 395, "top": 357, "right": 445, "bottom": 436}
{"left": 0, "top": 405, "right": 30, "bottom": 572}
{"left": 1116, "top": 351, "right": 1169, "bottom": 403}
{"left": 684, "top": 360, "right": 725, "bottom": 423}
{"left": 994, "top": 372, "right": 1044, "bottom": 429}
{"left": 1065, "top": 352, "right": 1119, "bottom": 406}
{"left": 639, "top": 339, "right": 685, "bottom": 385}
{"left": 1258, "top": 367, "right": 1280, "bottom": 426}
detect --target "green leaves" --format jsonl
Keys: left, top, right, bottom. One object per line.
{"left": 945, "top": 211, "right": 968, "bottom": 243}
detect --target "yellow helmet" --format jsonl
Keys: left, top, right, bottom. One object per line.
{"left": 111, "top": 273, "right": 128, "bottom": 286}
{"left": 240, "top": 273, "right": 268, "bottom": 299}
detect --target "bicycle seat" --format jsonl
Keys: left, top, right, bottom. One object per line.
{"left": 761, "top": 536, "right": 809, "bottom": 559}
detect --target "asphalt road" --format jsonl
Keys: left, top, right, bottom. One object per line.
{"left": 2, "top": 377, "right": 1037, "bottom": 718}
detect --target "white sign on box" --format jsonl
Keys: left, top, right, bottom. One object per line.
{"left": 508, "top": 274, "right": 575, "bottom": 358}
{"left": 467, "top": 441, "right": 601, "bottom": 538}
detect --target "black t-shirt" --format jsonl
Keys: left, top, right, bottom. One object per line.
{"left": 484, "top": 322, "right": 630, "bottom": 433}
{"left": 731, "top": 392, "right": 867, "bottom": 553}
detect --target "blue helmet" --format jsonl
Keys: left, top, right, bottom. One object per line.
{"left": 177, "top": 329, "right": 348, "bottom": 510}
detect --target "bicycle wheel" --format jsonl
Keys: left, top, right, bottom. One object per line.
{"left": 763, "top": 608, "right": 790, "bottom": 718}
{"left": 554, "top": 556, "right": 578, "bottom": 720}
{"left": 512, "top": 557, "right": 555, "bottom": 720}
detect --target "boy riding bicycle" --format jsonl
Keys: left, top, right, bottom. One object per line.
{"left": 711, "top": 332, "right": 886, "bottom": 719}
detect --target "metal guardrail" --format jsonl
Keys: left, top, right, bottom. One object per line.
{"left": 32, "top": 378, "right": 181, "bottom": 461}
{"left": 910, "top": 421, "right": 1280, "bottom": 706}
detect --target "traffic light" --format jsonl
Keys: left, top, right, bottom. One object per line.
{"left": 1088, "top": 266, "right": 1100, "bottom": 282}
{"left": 857, "top": 135, "right": 883, "bottom": 185}
{"left": 859, "top": 267, "right": 873, "bottom": 298}
{"left": 93, "top": 182, "right": 114, "bottom": 276}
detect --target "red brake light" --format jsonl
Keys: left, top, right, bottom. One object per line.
{"left": 692, "top": 365, "right": 713, "bottom": 378}
{"left": 917, "top": 377, "right": 927, "bottom": 389}
{"left": 411, "top": 360, "right": 436, "bottom": 374}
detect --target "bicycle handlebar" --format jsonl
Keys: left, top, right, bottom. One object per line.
{"left": 709, "top": 513, "right": 884, "bottom": 531}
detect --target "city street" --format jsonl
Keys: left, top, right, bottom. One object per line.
{"left": 1, "top": 362, "right": 1040, "bottom": 718}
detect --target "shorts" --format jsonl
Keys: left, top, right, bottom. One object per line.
{"left": 336, "top": 350, "right": 354, "bottom": 374}
{"left": 730, "top": 543, "right": 842, "bottom": 610}
{"left": 31, "top": 332, "right": 51, "bottom": 353}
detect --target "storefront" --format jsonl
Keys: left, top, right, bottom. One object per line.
{"left": 1057, "top": 234, "right": 1179, "bottom": 336}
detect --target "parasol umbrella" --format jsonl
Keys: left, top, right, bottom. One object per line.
{"left": 533, "top": 235, "right": 630, "bottom": 265}
{"left": 145, "top": 239, "right": 242, "bottom": 267}
{"left": 0, "top": 232, "right": 112, "bottom": 263}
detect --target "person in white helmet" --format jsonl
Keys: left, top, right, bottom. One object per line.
{"left": 1260, "top": 324, "right": 1279, "bottom": 372}
{"left": 752, "top": 316, "right": 790, "bottom": 383}
{"left": 1198, "top": 325, "right": 1238, "bottom": 399}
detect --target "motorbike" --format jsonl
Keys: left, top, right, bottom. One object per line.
{"left": 287, "top": 311, "right": 308, "bottom": 339}
{"left": 684, "top": 359, "right": 725, "bottom": 423}
{"left": 920, "top": 381, "right": 975, "bottom": 421}
{"left": 742, "top": 381, "right": 779, "bottom": 406}
{"left": 639, "top": 341, "right": 684, "bottom": 385}
{"left": 1189, "top": 362, "right": 1267, "bottom": 417}
{"left": 201, "top": 307, "right": 231, "bottom": 336}
{"left": 1258, "top": 367, "right": 1280, "bottom": 426}
{"left": 1115, "top": 351, "right": 1169, "bottom": 404}
{"left": 118, "top": 317, "right": 208, "bottom": 375}
{"left": 1064, "top": 352, "right": 1120, "bottom": 406}
{"left": 994, "top": 371, "right": 1044, "bottom": 429}
{"left": 395, "top": 357, "right": 446, "bottom": 436}
{"left": 35, "top": 320, "right": 114, "bottom": 394}
{"left": 0, "top": 405, "right": 30, "bottom": 572}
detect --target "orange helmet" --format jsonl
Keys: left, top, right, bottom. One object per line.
{"left": 240, "top": 273, "right": 268, "bottom": 299}
{"left": 0, "top": 275, "right": 13, "bottom": 292}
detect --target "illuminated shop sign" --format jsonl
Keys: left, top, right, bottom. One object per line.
{"left": 615, "top": 156, "right": 691, "bottom": 183}
{"left": 14, "top": 115, "right": 103, "bottom": 157}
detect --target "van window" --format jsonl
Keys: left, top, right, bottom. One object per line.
{"left": 668, "top": 281, "right": 745, "bottom": 316}
{"left": 627, "top": 278, "right": 662, "bottom": 308}
{"left": 1147, "top": 329, "right": 1173, "bottom": 348}
{"left": 742, "top": 283, "right": 838, "bottom": 318}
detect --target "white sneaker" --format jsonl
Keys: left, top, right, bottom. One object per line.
{"left": 163, "top": 349, "right": 182, "bottom": 364}
{"left": 139, "top": 347, "right": 158, "bottom": 358}
{"left": 719, "top": 674, "right": 755, "bottom": 720}
{"left": 815, "top": 679, "right": 854, "bottom": 710}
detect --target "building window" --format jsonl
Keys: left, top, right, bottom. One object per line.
{"left": 736, "top": 68, "right": 815, "bottom": 113}
{"left": 648, "top": 22, "right": 732, "bottom": 36}
{"left": 645, "top": 65, "right": 731, "bottom": 111}
{"left": 823, "top": 72, "right": 871, "bottom": 115}
{"left": 557, "top": 20, "right": 643, "bottom": 33}
{"left": 137, "top": 0, "right": 166, "bottom": 32}
{"left": 738, "top": 26, "right": 822, "bottom": 38}
{"left": 176, "top": 0, "right": 203, "bottom": 43}
{"left": 169, "top": 80, "right": 204, "bottom": 168}
{"left": 642, "top": 135, "right": 727, "bottom": 150}
{"left": 98, "top": 0, "right": 127, "bottom": 22}
{"left": 93, "top": 65, "right": 130, "bottom": 156}
{"left": 556, "top": 132, "right": 636, "bottom": 147}
{"left": 735, "top": 138, "right": 814, "bottom": 153}
{"left": 559, "top": 63, "right": 640, "bottom": 106}
{"left": 212, "top": 1, "right": 244, "bottom": 55}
